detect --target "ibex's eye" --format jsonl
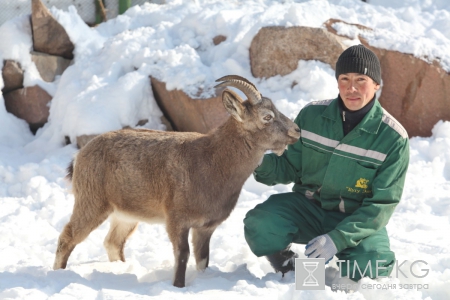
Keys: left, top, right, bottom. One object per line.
{"left": 263, "top": 115, "right": 272, "bottom": 121}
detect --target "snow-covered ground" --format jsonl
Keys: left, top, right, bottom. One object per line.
{"left": 0, "top": 0, "right": 449, "bottom": 299}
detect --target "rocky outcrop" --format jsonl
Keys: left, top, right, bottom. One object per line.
{"left": 31, "top": 51, "right": 72, "bottom": 82}
{"left": 250, "top": 26, "right": 346, "bottom": 78}
{"left": 2, "top": 0, "right": 76, "bottom": 135}
{"left": 31, "top": 0, "right": 74, "bottom": 59}
{"left": 4, "top": 1, "right": 448, "bottom": 140}
{"left": 368, "top": 47, "right": 450, "bottom": 137}
{"left": 3, "top": 85, "right": 52, "bottom": 133}
{"left": 2, "top": 60, "right": 24, "bottom": 93}
{"left": 150, "top": 77, "right": 229, "bottom": 134}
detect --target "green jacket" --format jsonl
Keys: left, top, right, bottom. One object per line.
{"left": 254, "top": 98, "right": 410, "bottom": 252}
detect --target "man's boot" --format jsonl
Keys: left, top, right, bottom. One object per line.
{"left": 265, "top": 244, "right": 298, "bottom": 276}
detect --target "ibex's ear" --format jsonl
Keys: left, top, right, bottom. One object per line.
{"left": 222, "top": 89, "right": 245, "bottom": 122}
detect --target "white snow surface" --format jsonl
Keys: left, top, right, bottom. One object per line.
{"left": 0, "top": 0, "right": 449, "bottom": 299}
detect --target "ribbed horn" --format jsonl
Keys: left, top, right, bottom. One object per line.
{"left": 214, "top": 75, "right": 262, "bottom": 105}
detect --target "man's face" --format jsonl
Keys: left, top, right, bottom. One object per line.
{"left": 337, "top": 73, "right": 380, "bottom": 111}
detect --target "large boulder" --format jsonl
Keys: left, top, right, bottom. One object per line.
{"left": 3, "top": 85, "right": 52, "bottom": 133}
{"left": 150, "top": 77, "right": 229, "bottom": 134}
{"left": 31, "top": 0, "right": 74, "bottom": 59}
{"left": 368, "top": 47, "right": 450, "bottom": 137}
{"left": 323, "top": 19, "right": 450, "bottom": 137}
{"left": 31, "top": 51, "right": 72, "bottom": 82}
{"left": 2, "top": 60, "right": 24, "bottom": 93}
{"left": 250, "top": 26, "right": 346, "bottom": 78}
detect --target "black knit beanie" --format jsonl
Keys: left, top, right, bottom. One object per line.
{"left": 335, "top": 45, "right": 381, "bottom": 84}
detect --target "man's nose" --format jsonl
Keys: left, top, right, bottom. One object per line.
{"left": 347, "top": 82, "right": 357, "bottom": 91}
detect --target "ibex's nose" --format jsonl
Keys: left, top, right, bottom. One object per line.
{"left": 288, "top": 124, "right": 301, "bottom": 140}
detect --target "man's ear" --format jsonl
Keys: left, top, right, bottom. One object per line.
{"left": 222, "top": 89, "right": 245, "bottom": 122}
{"left": 374, "top": 84, "right": 380, "bottom": 91}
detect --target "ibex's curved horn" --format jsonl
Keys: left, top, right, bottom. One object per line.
{"left": 214, "top": 75, "right": 262, "bottom": 105}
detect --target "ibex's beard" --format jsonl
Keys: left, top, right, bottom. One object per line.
{"left": 272, "top": 146, "right": 287, "bottom": 156}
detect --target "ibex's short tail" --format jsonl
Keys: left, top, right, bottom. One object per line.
{"left": 66, "top": 160, "right": 74, "bottom": 181}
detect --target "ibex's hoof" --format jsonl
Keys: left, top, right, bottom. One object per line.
{"left": 196, "top": 258, "right": 208, "bottom": 271}
{"left": 173, "top": 281, "right": 185, "bottom": 288}
{"left": 53, "top": 259, "right": 66, "bottom": 270}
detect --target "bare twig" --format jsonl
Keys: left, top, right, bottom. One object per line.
{"left": 97, "top": 0, "right": 107, "bottom": 23}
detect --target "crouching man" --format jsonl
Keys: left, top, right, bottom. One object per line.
{"left": 243, "top": 45, "right": 409, "bottom": 282}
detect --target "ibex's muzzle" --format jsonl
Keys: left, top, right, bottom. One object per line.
{"left": 289, "top": 125, "right": 301, "bottom": 140}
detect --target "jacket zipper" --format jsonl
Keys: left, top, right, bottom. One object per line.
{"left": 342, "top": 111, "right": 346, "bottom": 121}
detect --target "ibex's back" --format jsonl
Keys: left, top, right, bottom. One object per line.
{"left": 72, "top": 130, "right": 204, "bottom": 223}
{"left": 54, "top": 75, "right": 300, "bottom": 288}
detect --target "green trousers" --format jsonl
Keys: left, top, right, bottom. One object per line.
{"left": 243, "top": 192, "right": 395, "bottom": 281}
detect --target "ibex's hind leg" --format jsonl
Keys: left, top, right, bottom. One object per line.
{"left": 53, "top": 200, "right": 112, "bottom": 270}
{"left": 192, "top": 226, "right": 217, "bottom": 271}
{"left": 104, "top": 215, "right": 138, "bottom": 262}
{"left": 166, "top": 221, "right": 190, "bottom": 288}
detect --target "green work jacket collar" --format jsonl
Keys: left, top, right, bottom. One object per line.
{"left": 322, "top": 97, "right": 383, "bottom": 138}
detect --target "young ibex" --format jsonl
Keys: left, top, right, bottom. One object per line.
{"left": 53, "top": 75, "right": 300, "bottom": 287}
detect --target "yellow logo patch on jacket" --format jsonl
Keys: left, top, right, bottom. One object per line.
{"left": 355, "top": 178, "right": 369, "bottom": 189}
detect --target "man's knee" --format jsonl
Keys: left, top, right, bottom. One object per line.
{"left": 244, "top": 202, "right": 298, "bottom": 257}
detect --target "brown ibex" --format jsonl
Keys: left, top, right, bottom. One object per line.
{"left": 53, "top": 75, "right": 300, "bottom": 288}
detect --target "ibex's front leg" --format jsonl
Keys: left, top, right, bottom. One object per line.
{"left": 192, "top": 226, "right": 217, "bottom": 271}
{"left": 166, "top": 221, "right": 190, "bottom": 288}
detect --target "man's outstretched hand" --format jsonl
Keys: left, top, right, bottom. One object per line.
{"left": 305, "top": 234, "right": 337, "bottom": 264}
